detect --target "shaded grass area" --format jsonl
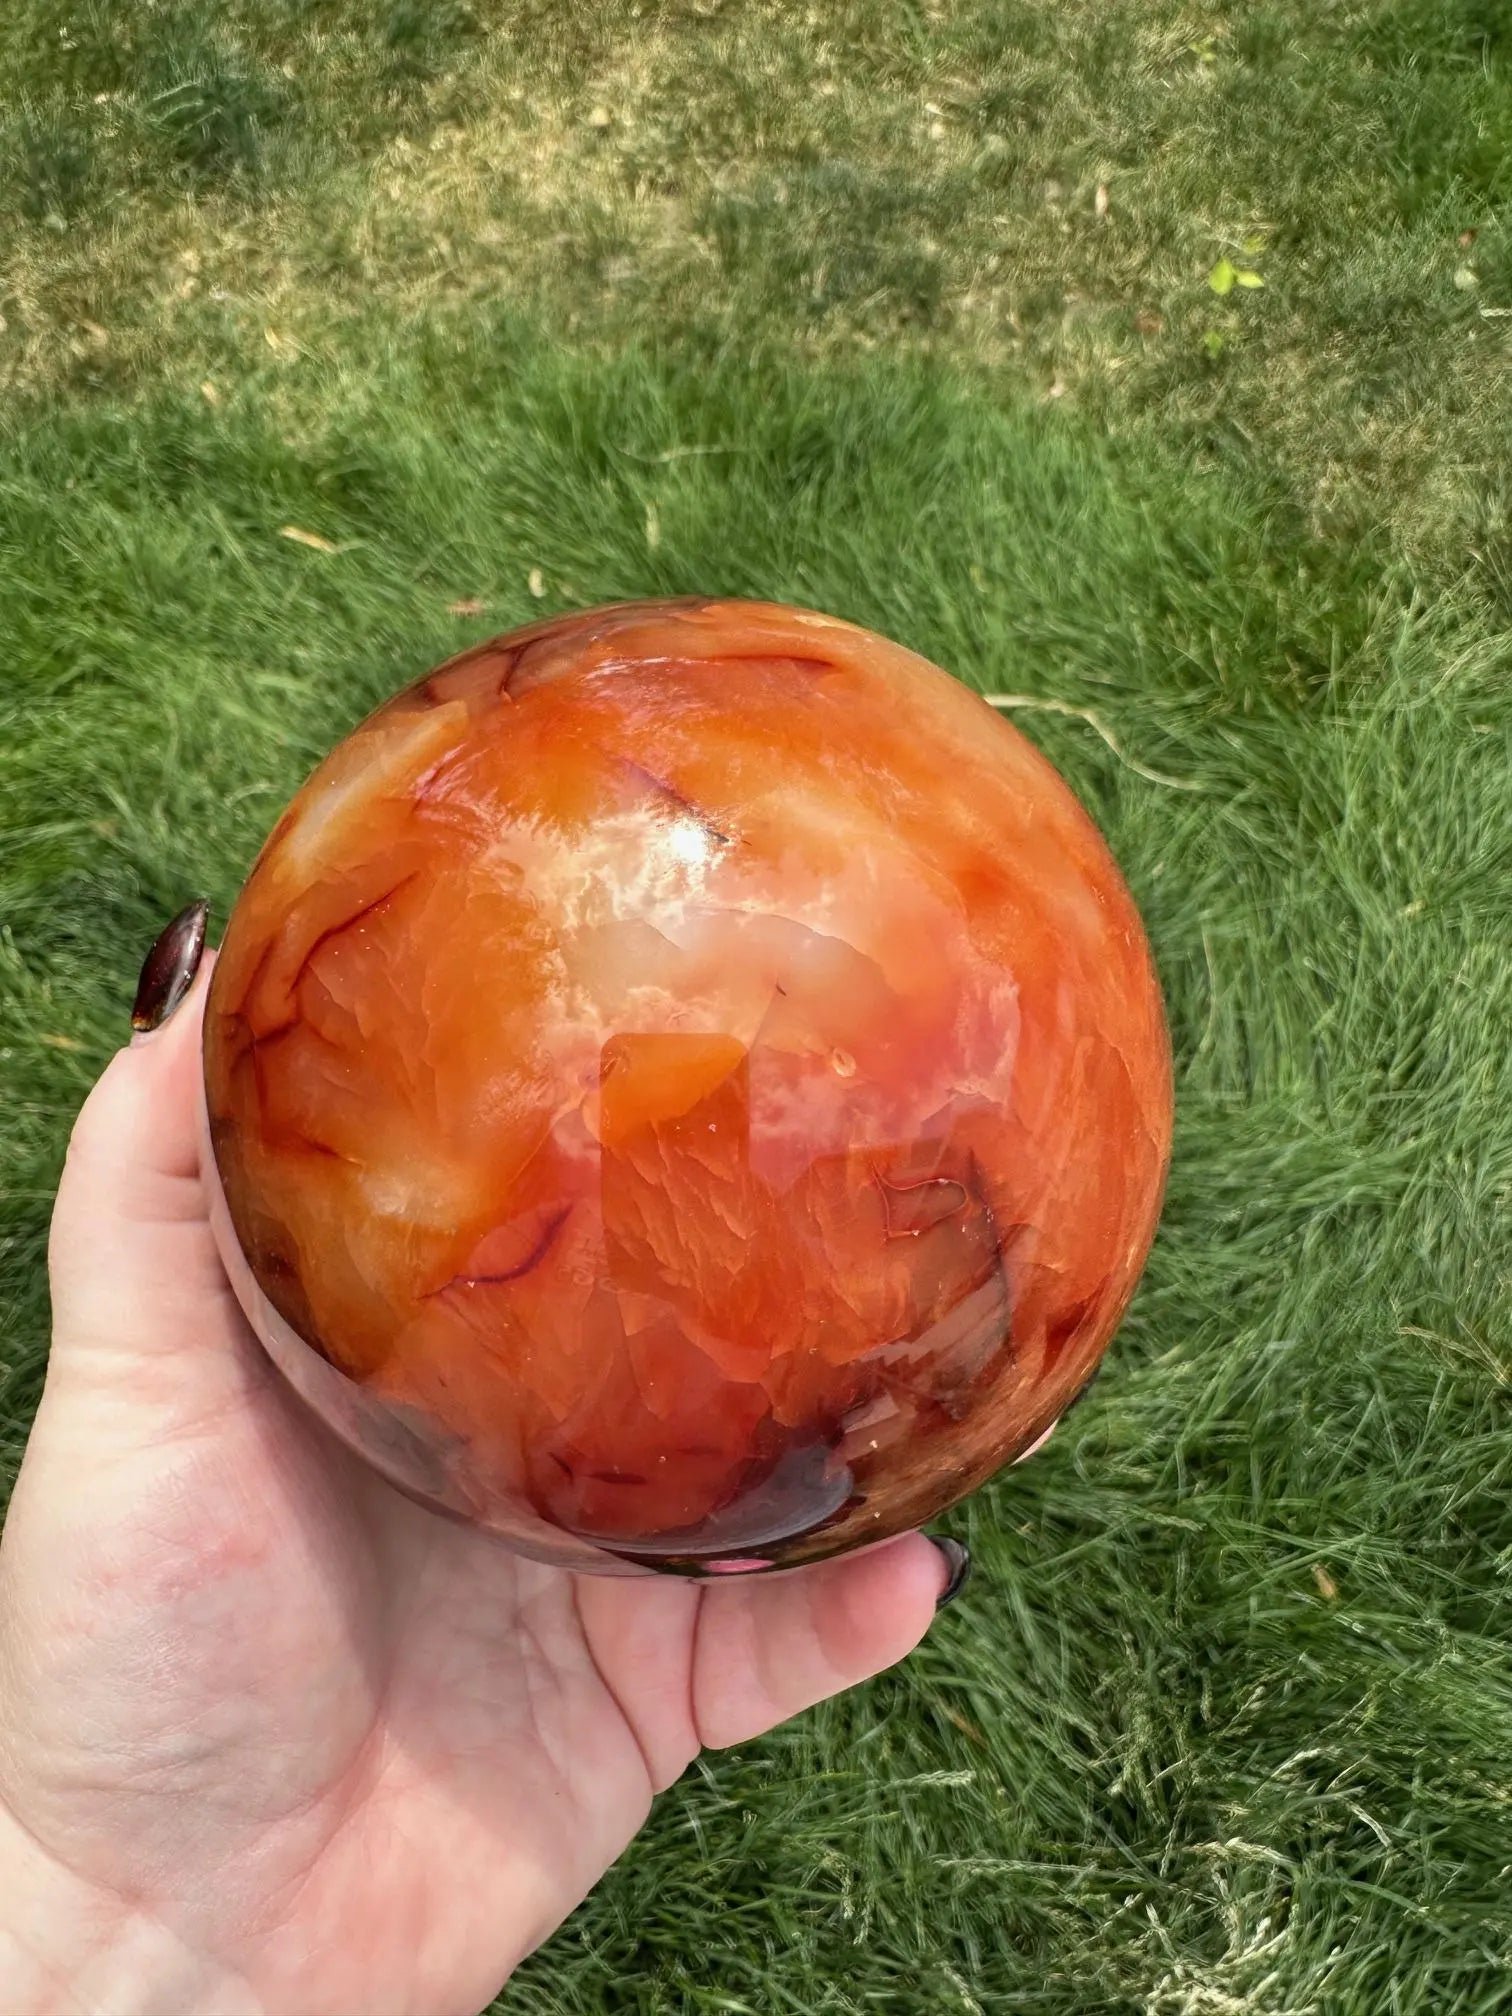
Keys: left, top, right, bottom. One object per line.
{"left": 2, "top": 2, "right": 1510, "bottom": 580}
{"left": 2, "top": 329, "right": 1510, "bottom": 2010}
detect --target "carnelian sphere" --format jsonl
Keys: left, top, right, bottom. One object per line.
{"left": 203, "top": 598, "right": 1172, "bottom": 1575}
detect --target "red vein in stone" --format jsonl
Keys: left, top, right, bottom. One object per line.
{"left": 431, "top": 1205, "right": 573, "bottom": 1296}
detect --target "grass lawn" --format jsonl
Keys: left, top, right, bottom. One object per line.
{"left": 2, "top": 2, "right": 1510, "bottom": 2009}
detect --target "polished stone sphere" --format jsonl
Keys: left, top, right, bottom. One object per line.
{"left": 203, "top": 599, "right": 1172, "bottom": 1575}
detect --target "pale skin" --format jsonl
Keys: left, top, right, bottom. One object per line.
{"left": 0, "top": 959, "right": 964, "bottom": 2016}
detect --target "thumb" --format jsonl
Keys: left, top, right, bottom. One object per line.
{"left": 48, "top": 901, "right": 225, "bottom": 1364}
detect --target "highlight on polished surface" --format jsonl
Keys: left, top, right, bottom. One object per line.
{"left": 203, "top": 598, "right": 1173, "bottom": 1575}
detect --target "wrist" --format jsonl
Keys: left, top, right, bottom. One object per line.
{"left": 0, "top": 1797, "right": 261, "bottom": 2016}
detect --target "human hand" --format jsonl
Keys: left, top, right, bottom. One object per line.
{"left": 0, "top": 905, "right": 971, "bottom": 2016}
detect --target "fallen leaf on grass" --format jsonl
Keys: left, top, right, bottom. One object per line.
{"left": 1209, "top": 257, "right": 1264, "bottom": 295}
{"left": 1313, "top": 1564, "right": 1339, "bottom": 1602}
{"left": 40, "top": 1033, "right": 85, "bottom": 1052}
{"left": 1453, "top": 265, "right": 1479, "bottom": 291}
{"left": 278, "top": 526, "right": 341, "bottom": 553}
{"left": 528, "top": 567, "right": 546, "bottom": 598}
{"left": 1134, "top": 308, "right": 1165, "bottom": 335}
{"left": 200, "top": 380, "right": 221, "bottom": 406}
{"left": 1094, "top": 183, "right": 1110, "bottom": 218}
{"left": 447, "top": 597, "right": 489, "bottom": 616}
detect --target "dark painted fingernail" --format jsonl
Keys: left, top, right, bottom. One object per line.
{"left": 131, "top": 900, "right": 210, "bottom": 1034}
{"left": 930, "top": 1537, "right": 972, "bottom": 1611}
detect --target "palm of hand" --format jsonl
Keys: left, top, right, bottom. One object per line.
{"left": 0, "top": 987, "right": 943, "bottom": 2016}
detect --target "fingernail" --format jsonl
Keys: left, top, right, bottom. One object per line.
{"left": 930, "top": 1537, "right": 972, "bottom": 1611}
{"left": 131, "top": 900, "right": 210, "bottom": 1034}
{"left": 1014, "top": 1420, "right": 1057, "bottom": 1465}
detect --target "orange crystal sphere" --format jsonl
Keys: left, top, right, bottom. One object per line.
{"left": 203, "top": 599, "right": 1172, "bottom": 1575}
